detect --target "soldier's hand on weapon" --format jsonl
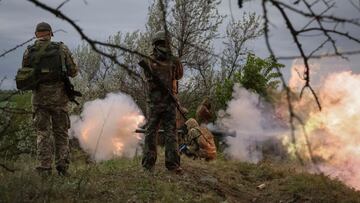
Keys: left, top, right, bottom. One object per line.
{"left": 179, "top": 143, "right": 188, "bottom": 154}
{"left": 179, "top": 124, "right": 188, "bottom": 135}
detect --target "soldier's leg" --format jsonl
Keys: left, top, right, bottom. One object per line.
{"left": 162, "top": 105, "right": 180, "bottom": 170}
{"left": 51, "top": 108, "right": 70, "bottom": 173}
{"left": 142, "top": 105, "right": 161, "bottom": 170}
{"left": 33, "top": 106, "right": 53, "bottom": 169}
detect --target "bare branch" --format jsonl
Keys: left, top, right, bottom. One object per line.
{"left": 277, "top": 50, "right": 360, "bottom": 60}
{"left": 350, "top": 0, "right": 360, "bottom": 12}
{"left": 0, "top": 29, "right": 65, "bottom": 59}
{"left": 0, "top": 37, "right": 34, "bottom": 58}
{"left": 272, "top": 1, "right": 322, "bottom": 111}
{"left": 0, "top": 163, "right": 15, "bottom": 172}
{"left": 56, "top": 0, "right": 70, "bottom": 10}
{"left": 276, "top": 1, "right": 360, "bottom": 27}
{"left": 26, "top": 0, "right": 150, "bottom": 79}
{"left": 263, "top": 0, "right": 305, "bottom": 165}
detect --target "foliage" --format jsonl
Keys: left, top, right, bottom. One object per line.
{"left": 71, "top": 31, "right": 147, "bottom": 115}
{"left": 220, "top": 12, "right": 263, "bottom": 80}
{"left": 241, "top": 54, "right": 284, "bottom": 97}
{"left": 214, "top": 72, "right": 242, "bottom": 112}
{"left": 0, "top": 91, "right": 36, "bottom": 162}
{"left": 215, "top": 54, "right": 284, "bottom": 110}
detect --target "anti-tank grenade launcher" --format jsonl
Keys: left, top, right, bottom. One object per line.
{"left": 134, "top": 127, "right": 236, "bottom": 138}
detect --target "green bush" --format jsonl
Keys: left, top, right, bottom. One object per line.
{"left": 215, "top": 54, "right": 284, "bottom": 110}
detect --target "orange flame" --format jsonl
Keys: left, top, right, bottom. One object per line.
{"left": 283, "top": 70, "right": 360, "bottom": 190}
{"left": 72, "top": 93, "right": 145, "bottom": 161}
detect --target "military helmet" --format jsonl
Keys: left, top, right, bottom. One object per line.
{"left": 35, "top": 22, "right": 53, "bottom": 36}
{"left": 201, "top": 97, "right": 211, "bottom": 108}
{"left": 152, "top": 31, "right": 168, "bottom": 44}
{"left": 185, "top": 118, "right": 199, "bottom": 131}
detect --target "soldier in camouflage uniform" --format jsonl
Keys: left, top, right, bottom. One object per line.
{"left": 183, "top": 118, "right": 216, "bottom": 161}
{"left": 22, "top": 22, "right": 78, "bottom": 176}
{"left": 139, "top": 31, "right": 183, "bottom": 173}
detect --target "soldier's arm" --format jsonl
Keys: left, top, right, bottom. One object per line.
{"left": 187, "top": 129, "right": 201, "bottom": 153}
{"left": 61, "top": 44, "right": 78, "bottom": 78}
{"left": 139, "top": 58, "right": 152, "bottom": 79}
{"left": 22, "top": 48, "right": 30, "bottom": 68}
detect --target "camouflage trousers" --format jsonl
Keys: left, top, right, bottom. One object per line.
{"left": 142, "top": 99, "right": 180, "bottom": 170}
{"left": 33, "top": 105, "right": 70, "bottom": 169}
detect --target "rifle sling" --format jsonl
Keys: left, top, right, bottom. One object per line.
{"left": 139, "top": 59, "right": 187, "bottom": 120}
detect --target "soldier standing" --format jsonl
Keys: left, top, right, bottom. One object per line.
{"left": 21, "top": 22, "right": 78, "bottom": 176}
{"left": 196, "top": 97, "right": 213, "bottom": 125}
{"left": 139, "top": 31, "right": 183, "bottom": 173}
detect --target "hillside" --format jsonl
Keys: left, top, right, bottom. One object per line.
{"left": 1, "top": 151, "right": 360, "bottom": 203}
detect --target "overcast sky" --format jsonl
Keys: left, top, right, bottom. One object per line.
{"left": 0, "top": 0, "right": 359, "bottom": 89}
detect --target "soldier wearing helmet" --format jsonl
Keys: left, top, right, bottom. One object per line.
{"left": 196, "top": 97, "right": 213, "bottom": 125}
{"left": 181, "top": 118, "right": 217, "bottom": 161}
{"left": 139, "top": 30, "right": 184, "bottom": 173}
{"left": 21, "top": 22, "right": 78, "bottom": 176}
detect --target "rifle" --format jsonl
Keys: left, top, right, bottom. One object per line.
{"left": 139, "top": 60, "right": 187, "bottom": 120}
{"left": 60, "top": 44, "right": 82, "bottom": 105}
{"left": 63, "top": 76, "right": 82, "bottom": 105}
{"left": 178, "top": 143, "right": 195, "bottom": 158}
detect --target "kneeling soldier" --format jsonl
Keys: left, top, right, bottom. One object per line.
{"left": 181, "top": 118, "right": 217, "bottom": 161}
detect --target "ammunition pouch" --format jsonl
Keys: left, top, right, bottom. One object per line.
{"left": 15, "top": 67, "right": 39, "bottom": 90}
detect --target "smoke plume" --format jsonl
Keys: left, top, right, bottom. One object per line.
{"left": 218, "top": 56, "right": 360, "bottom": 190}
{"left": 70, "top": 92, "right": 145, "bottom": 162}
{"left": 216, "top": 84, "right": 286, "bottom": 163}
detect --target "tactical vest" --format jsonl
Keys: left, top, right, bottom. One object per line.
{"left": 28, "top": 41, "right": 63, "bottom": 84}
{"left": 147, "top": 59, "right": 175, "bottom": 93}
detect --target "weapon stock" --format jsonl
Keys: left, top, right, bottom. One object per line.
{"left": 63, "top": 76, "right": 82, "bottom": 105}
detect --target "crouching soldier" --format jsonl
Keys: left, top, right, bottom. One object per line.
{"left": 180, "top": 118, "right": 217, "bottom": 161}
{"left": 20, "top": 22, "right": 78, "bottom": 176}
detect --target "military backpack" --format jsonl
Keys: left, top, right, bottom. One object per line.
{"left": 16, "top": 41, "right": 64, "bottom": 90}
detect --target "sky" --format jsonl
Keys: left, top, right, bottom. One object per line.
{"left": 0, "top": 0, "right": 359, "bottom": 89}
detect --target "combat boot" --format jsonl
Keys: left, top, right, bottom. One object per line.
{"left": 168, "top": 166, "right": 183, "bottom": 175}
{"left": 56, "top": 165, "right": 70, "bottom": 177}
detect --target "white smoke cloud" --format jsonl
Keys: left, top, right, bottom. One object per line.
{"left": 215, "top": 57, "right": 360, "bottom": 190}
{"left": 217, "top": 84, "right": 286, "bottom": 163}
{"left": 70, "top": 92, "right": 145, "bottom": 162}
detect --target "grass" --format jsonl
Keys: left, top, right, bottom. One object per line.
{"left": 1, "top": 150, "right": 360, "bottom": 202}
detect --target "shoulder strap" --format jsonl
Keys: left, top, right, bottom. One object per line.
{"left": 59, "top": 43, "right": 67, "bottom": 73}
{"left": 33, "top": 41, "right": 50, "bottom": 65}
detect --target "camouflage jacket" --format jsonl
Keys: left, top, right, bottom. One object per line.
{"left": 22, "top": 38, "right": 78, "bottom": 106}
{"left": 140, "top": 54, "right": 183, "bottom": 97}
{"left": 186, "top": 126, "right": 217, "bottom": 160}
